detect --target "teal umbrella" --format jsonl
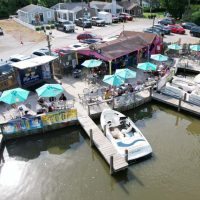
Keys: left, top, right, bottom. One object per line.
{"left": 168, "top": 44, "right": 182, "bottom": 50}
{"left": 0, "top": 88, "right": 29, "bottom": 104}
{"left": 115, "top": 68, "right": 136, "bottom": 79}
{"left": 137, "top": 62, "right": 157, "bottom": 71}
{"left": 81, "top": 59, "right": 102, "bottom": 68}
{"left": 103, "top": 75, "right": 124, "bottom": 86}
{"left": 36, "top": 84, "right": 64, "bottom": 98}
{"left": 151, "top": 54, "right": 168, "bottom": 62}
{"left": 190, "top": 45, "right": 200, "bottom": 52}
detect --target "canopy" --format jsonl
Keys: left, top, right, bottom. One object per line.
{"left": 11, "top": 55, "right": 57, "bottom": 69}
{"left": 103, "top": 74, "right": 124, "bottom": 86}
{"left": 168, "top": 44, "right": 182, "bottom": 50}
{"left": 81, "top": 59, "right": 102, "bottom": 68}
{"left": 190, "top": 45, "right": 200, "bottom": 52}
{"left": 36, "top": 84, "right": 64, "bottom": 97}
{"left": 115, "top": 68, "right": 136, "bottom": 79}
{"left": 151, "top": 54, "right": 168, "bottom": 62}
{"left": 0, "top": 88, "right": 29, "bottom": 104}
{"left": 137, "top": 62, "right": 157, "bottom": 71}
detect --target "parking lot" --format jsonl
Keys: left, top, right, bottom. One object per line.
{"left": 0, "top": 18, "right": 199, "bottom": 60}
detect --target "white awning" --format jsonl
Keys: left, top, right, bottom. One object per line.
{"left": 11, "top": 55, "right": 58, "bottom": 69}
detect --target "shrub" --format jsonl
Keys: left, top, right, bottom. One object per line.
{"left": 46, "top": 25, "right": 50, "bottom": 30}
{"left": 50, "top": 24, "right": 55, "bottom": 29}
{"left": 35, "top": 26, "right": 41, "bottom": 31}
{"left": 40, "top": 26, "right": 44, "bottom": 30}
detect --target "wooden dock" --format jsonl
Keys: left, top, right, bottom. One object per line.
{"left": 152, "top": 92, "right": 200, "bottom": 117}
{"left": 176, "top": 60, "right": 200, "bottom": 73}
{"left": 78, "top": 115, "right": 128, "bottom": 174}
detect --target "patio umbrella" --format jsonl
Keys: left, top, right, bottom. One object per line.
{"left": 103, "top": 74, "right": 124, "bottom": 86}
{"left": 137, "top": 62, "right": 157, "bottom": 71}
{"left": 36, "top": 84, "right": 64, "bottom": 98}
{"left": 115, "top": 68, "right": 136, "bottom": 79}
{"left": 81, "top": 59, "right": 102, "bottom": 68}
{"left": 190, "top": 45, "right": 200, "bottom": 52}
{"left": 168, "top": 44, "right": 182, "bottom": 50}
{"left": 0, "top": 88, "right": 29, "bottom": 104}
{"left": 151, "top": 54, "right": 168, "bottom": 62}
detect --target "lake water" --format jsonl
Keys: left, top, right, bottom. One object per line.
{"left": 0, "top": 103, "right": 200, "bottom": 200}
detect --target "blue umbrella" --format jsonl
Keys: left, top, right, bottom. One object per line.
{"left": 137, "top": 62, "right": 157, "bottom": 71}
{"left": 0, "top": 88, "right": 29, "bottom": 104}
{"left": 151, "top": 54, "right": 168, "bottom": 62}
{"left": 103, "top": 75, "right": 124, "bottom": 86}
{"left": 36, "top": 84, "right": 64, "bottom": 98}
{"left": 81, "top": 59, "right": 102, "bottom": 68}
{"left": 190, "top": 45, "right": 200, "bottom": 52}
{"left": 168, "top": 44, "right": 182, "bottom": 50}
{"left": 115, "top": 68, "right": 136, "bottom": 79}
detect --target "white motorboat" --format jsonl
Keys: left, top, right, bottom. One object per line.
{"left": 100, "top": 109, "right": 152, "bottom": 161}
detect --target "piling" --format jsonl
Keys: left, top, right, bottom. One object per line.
{"left": 110, "top": 155, "right": 114, "bottom": 175}
{"left": 89, "top": 129, "right": 94, "bottom": 147}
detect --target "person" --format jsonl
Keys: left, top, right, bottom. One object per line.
{"left": 59, "top": 93, "right": 67, "bottom": 101}
{"left": 22, "top": 110, "right": 33, "bottom": 118}
{"left": 104, "top": 89, "right": 112, "bottom": 100}
{"left": 49, "top": 96, "right": 56, "bottom": 102}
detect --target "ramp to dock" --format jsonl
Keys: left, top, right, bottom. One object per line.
{"left": 78, "top": 115, "right": 128, "bottom": 174}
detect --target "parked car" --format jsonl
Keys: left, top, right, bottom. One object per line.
{"left": 190, "top": 26, "right": 200, "bottom": 37}
{"left": 0, "top": 27, "right": 3, "bottom": 36}
{"left": 112, "top": 15, "right": 119, "bottom": 23}
{"left": 119, "top": 13, "right": 133, "bottom": 21}
{"left": 80, "top": 39, "right": 102, "bottom": 44}
{"left": 55, "top": 19, "right": 75, "bottom": 32}
{"left": 144, "top": 28, "right": 162, "bottom": 36}
{"left": 9, "top": 54, "right": 31, "bottom": 62}
{"left": 168, "top": 24, "right": 185, "bottom": 34}
{"left": 91, "top": 17, "right": 105, "bottom": 26}
{"left": 149, "top": 27, "right": 165, "bottom": 35}
{"left": 158, "top": 18, "right": 175, "bottom": 25}
{"left": 32, "top": 48, "right": 57, "bottom": 57}
{"left": 77, "top": 32, "right": 102, "bottom": 41}
{"left": 181, "top": 22, "right": 197, "bottom": 30}
{"left": 153, "top": 24, "right": 171, "bottom": 35}
{"left": 75, "top": 18, "right": 92, "bottom": 28}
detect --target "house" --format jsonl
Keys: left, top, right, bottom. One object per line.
{"left": 17, "top": 4, "right": 55, "bottom": 25}
{"left": 51, "top": 3, "right": 96, "bottom": 22}
{"left": 140, "top": 0, "right": 160, "bottom": 8}
{"left": 90, "top": 1, "right": 123, "bottom": 14}
{"left": 118, "top": 1, "right": 143, "bottom": 16}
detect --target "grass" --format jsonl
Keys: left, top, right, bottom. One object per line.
{"left": 143, "top": 12, "right": 164, "bottom": 18}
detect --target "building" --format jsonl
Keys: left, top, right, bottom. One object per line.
{"left": 140, "top": 0, "right": 160, "bottom": 8}
{"left": 17, "top": 4, "right": 55, "bottom": 25}
{"left": 51, "top": 3, "right": 96, "bottom": 22}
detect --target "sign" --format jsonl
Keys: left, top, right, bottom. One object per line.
{"left": 41, "top": 109, "right": 77, "bottom": 126}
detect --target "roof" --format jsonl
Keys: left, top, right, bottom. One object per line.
{"left": 90, "top": 1, "right": 123, "bottom": 10}
{"left": 78, "top": 31, "right": 156, "bottom": 61}
{"left": 118, "top": 1, "right": 142, "bottom": 10}
{"left": 18, "top": 4, "right": 52, "bottom": 13}
{"left": 11, "top": 56, "right": 57, "bottom": 70}
{"left": 51, "top": 2, "right": 88, "bottom": 11}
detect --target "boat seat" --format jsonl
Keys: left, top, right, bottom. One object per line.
{"left": 110, "top": 127, "right": 124, "bottom": 139}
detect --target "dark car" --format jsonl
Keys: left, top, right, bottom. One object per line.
{"left": 91, "top": 17, "right": 105, "bottom": 26}
{"left": 77, "top": 32, "right": 102, "bottom": 41}
{"left": 144, "top": 28, "right": 162, "bottom": 36}
{"left": 181, "top": 22, "right": 197, "bottom": 30}
{"left": 158, "top": 18, "right": 175, "bottom": 26}
{"left": 0, "top": 27, "right": 3, "bottom": 36}
{"left": 75, "top": 18, "right": 92, "bottom": 28}
{"left": 55, "top": 19, "right": 75, "bottom": 32}
{"left": 190, "top": 26, "right": 200, "bottom": 37}
{"left": 153, "top": 24, "right": 171, "bottom": 35}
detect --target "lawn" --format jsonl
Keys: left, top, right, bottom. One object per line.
{"left": 143, "top": 12, "right": 164, "bottom": 19}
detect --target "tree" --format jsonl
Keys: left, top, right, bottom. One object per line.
{"left": 160, "top": 0, "right": 188, "bottom": 19}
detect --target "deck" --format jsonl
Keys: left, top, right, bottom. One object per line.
{"left": 152, "top": 92, "right": 200, "bottom": 117}
{"left": 176, "top": 59, "right": 200, "bottom": 73}
{"left": 78, "top": 115, "right": 128, "bottom": 174}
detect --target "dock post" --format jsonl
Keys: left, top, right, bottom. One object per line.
{"left": 183, "top": 93, "right": 187, "bottom": 101}
{"left": 178, "top": 98, "right": 181, "bottom": 112}
{"left": 125, "top": 149, "right": 128, "bottom": 162}
{"left": 112, "top": 97, "right": 114, "bottom": 109}
{"left": 88, "top": 104, "right": 90, "bottom": 116}
{"left": 110, "top": 155, "right": 114, "bottom": 175}
{"left": 103, "top": 125, "right": 106, "bottom": 136}
{"left": 90, "top": 129, "right": 94, "bottom": 147}
{"left": 149, "top": 87, "right": 153, "bottom": 99}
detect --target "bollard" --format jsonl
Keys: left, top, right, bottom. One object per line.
{"left": 90, "top": 129, "right": 94, "bottom": 147}
{"left": 110, "top": 155, "right": 114, "bottom": 175}
{"left": 125, "top": 149, "right": 128, "bottom": 162}
{"left": 178, "top": 98, "right": 181, "bottom": 112}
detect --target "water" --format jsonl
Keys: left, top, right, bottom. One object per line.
{"left": 0, "top": 103, "right": 200, "bottom": 200}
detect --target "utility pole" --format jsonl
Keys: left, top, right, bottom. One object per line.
{"left": 46, "top": 31, "right": 52, "bottom": 56}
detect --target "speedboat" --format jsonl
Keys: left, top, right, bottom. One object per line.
{"left": 100, "top": 109, "right": 152, "bottom": 161}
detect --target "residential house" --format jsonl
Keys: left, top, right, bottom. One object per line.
{"left": 17, "top": 4, "right": 55, "bottom": 25}
{"left": 51, "top": 3, "right": 96, "bottom": 22}
{"left": 118, "top": 1, "right": 143, "bottom": 16}
{"left": 140, "top": 0, "right": 160, "bottom": 8}
{"left": 90, "top": 1, "right": 123, "bottom": 14}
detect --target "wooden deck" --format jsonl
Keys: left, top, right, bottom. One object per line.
{"left": 176, "top": 60, "right": 200, "bottom": 73}
{"left": 152, "top": 92, "right": 200, "bottom": 117}
{"left": 78, "top": 115, "right": 128, "bottom": 174}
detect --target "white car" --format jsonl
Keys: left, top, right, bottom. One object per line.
{"left": 32, "top": 48, "right": 57, "bottom": 57}
{"left": 9, "top": 54, "right": 31, "bottom": 62}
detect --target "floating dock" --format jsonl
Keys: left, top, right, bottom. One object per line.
{"left": 78, "top": 115, "right": 128, "bottom": 174}
{"left": 152, "top": 92, "right": 200, "bottom": 117}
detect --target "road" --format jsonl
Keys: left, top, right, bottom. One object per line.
{"left": 0, "top": 18, "right": 199, "bottom": 60}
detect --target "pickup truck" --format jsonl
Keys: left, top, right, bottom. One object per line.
{"left": 91, "top": 17, "right": 105, "bottom": 26}
{"left": 75, "top": 18, "right": 92, "bottom": 28}
{"left": 55, "top": 19, "right": 75, "bottom": 32}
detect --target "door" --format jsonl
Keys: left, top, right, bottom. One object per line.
{"left": 39, "top": 13, "right": 44, "bottom": 22}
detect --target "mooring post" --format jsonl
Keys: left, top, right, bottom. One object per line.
{"left": 125, "top": 149, "right": 128, "bottom": 162}
{"left": 110, "top": 155, "right": 114, "bottom": 175}
{"left": 183, "top": 93, "right": 187, "bottom": 101}
{"left": 88, "top": 104, "right": 90, "bottom": 116}
{"left": 103, "top": 125, "right": 106, "bottom": 136}
{"left": 150, "top": 87, "right": 153, "bottom": 99}
{"left": 112, "top": 97, "right": 114, "bottom": 109}
{"left": 178, "top": 98, "right": 181, "bottom": 112}
{"left": 90, "top": 129, "right": 94, "bottom": 147}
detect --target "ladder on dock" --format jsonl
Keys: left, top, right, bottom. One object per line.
{"left": 78, "top": 115, "right": 128, "bottom": 174}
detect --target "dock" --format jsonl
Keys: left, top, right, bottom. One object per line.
{"left": 176, "top": 59, "right": 200, "bottom": 73}
{"left": 78, "top": 115, "right": 128, "bottom": 174}
{"left": 152, "top": 92, "right": 200, "bottom": 117}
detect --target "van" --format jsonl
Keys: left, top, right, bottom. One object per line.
{"left": 98, "top": 11, "right": 112, "bottom": 24}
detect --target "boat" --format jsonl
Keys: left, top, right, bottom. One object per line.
{"left": 100, "top": 109, "right": 152, "bottom": 161}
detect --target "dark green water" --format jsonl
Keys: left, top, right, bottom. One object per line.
{"left": 0, "top": 103, "right": 200, "bottom": 200}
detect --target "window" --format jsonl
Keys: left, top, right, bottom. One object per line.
{"left": 47, "top": 11, "right": 51, "bottom": 18}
